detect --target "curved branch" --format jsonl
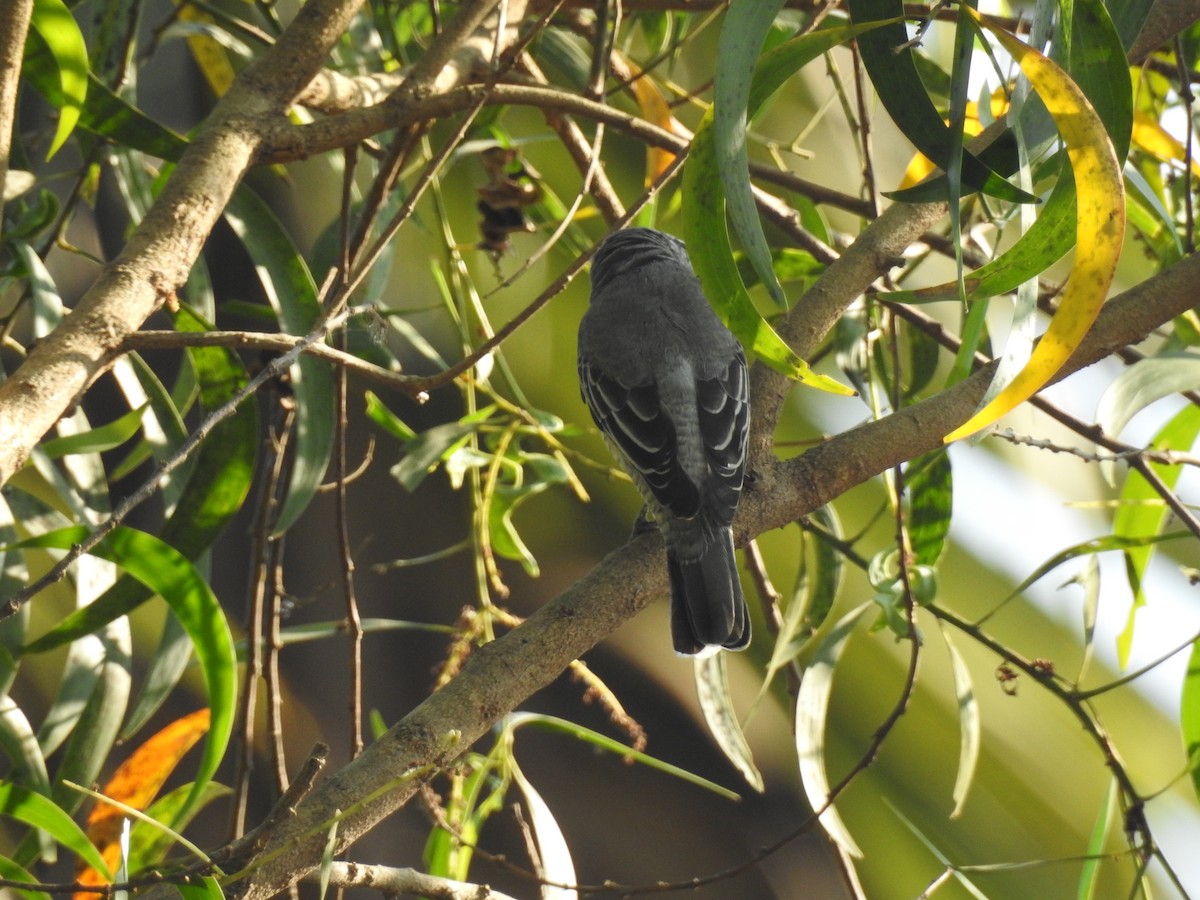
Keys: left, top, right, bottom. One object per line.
{"left": 258, "top": 82, "right": 874, "bottom": 216}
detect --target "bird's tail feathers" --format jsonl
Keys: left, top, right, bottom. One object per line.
{"left": 667, "top": 530, "right": 749, "bottom": 655}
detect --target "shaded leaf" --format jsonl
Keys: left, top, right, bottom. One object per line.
{"left": 17, "top": 527, "right": 235, "bottom": 822}
{"left": 223, "top": 188, "right": 333, "bottom": 537}
{"left": 684, "top": 109, "right": 853, "bottom": 395}
{"left": 22, "top": 39, "right": 185, "bottom": 159}
{"left": 713, "top": 0, "right": 787, "bottom": 307}
{"left": 885, "top": 0, "right": 1131, "bottom": 309}
{"left": 0, "top": 853, "right": 50, "bottom": 900}
{"left": 906, "top": 450, "right": 952, "bottom": 567}
{"left": 508, "top": 760, "right": 577, "bottom": 898}
{"left": 1096, "top": 352, "right": 1200, "bottom": 440}
{"left": 695, "top": 653, "right": 763, "bottom": 792}
{"left": 795, "top": 604, "right": 871, "bottom": 858}
{"left": 849, "top": 0, "right": 1034, "bottom": 203}
{"left": 25, "top": 307, "right": 255, "bottom": 658}
{"left": 939, "top": 625, "right": 979, "bottom": 818}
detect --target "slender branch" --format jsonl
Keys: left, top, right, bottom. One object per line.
{"left": 257, "top": 82, "right": 874, "bottom": 216}
{"left": 309, "top": 862, "right": 520, "bottom": 900}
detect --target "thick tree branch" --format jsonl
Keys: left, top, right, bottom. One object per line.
{"left": 0, "top": 0, "right": 34, "bottom": 234}
{"left": 221, "top": 251, "right": 1200, "bottom": 900}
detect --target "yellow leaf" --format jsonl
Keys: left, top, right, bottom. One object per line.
{"left": 75, "top": 709, "right": 211, "bottom": 894}
{"left": 1131, "top": 109, "right": 1200, "bottom": 179}
{"left": 178, "top": 5, "right": 236, "bottom": 97}
{"left": 945, "top": 11, "right": 1125, "bottom": 443}
{"left": 626, "top": 71, "right": 691, "bottom": 185}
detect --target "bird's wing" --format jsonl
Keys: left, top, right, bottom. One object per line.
{"left": 695, "top": 347, "right": 749, "bottom": 522}
{"left": 578, "top": 358, "right": 702, "bottom": 518}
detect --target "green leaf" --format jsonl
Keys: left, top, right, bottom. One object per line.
{"left": 695, "top": 653, "right": 763, "bottom": 792}
{"left": 0, "top": 852, "right": 50, "bottom": 900}
{"left": 0, "top": 782, "right": 110, "bottom": 877}
{"left": 122, "top": 612, "right": 192, "bottom": 739}
{"left": 224, "top": 188, "right": 333, "bottom": 537}
{"left": 984, "top": 531, "right": 1191, "bottom": 628}
{"left": 176, "top": 875, "right": 225, "bottom": 900}
{"left": 713, "top": 0, "right": 788, "bottom": 307}
{"left": 1096, "top": 352, "right": 1200, "bottom": 440}
{"left": 391, "top": 421, "right": 482, "bottom": 492}
{"left": 365, "top": 391, "right": 417, "bottom": 442}
{"left": 684, "top": 110, "right": 853, "bottom": 395}
{"left": 23, "top": 34, "right": 185, "bottom": 160}
{"left": 24, "top": 307, "right": 255, "bottom": 658}
{"left": 1183, "top": 638, "right": 1200, "bottom": 806}
{"left": 129, "top": 781, "right": 230, "bottom": 871}
{"left": 945, "top": 7, "right": 1127, "bottom": 442}
{"left": 508, "top": 713, "right": 740, "bottom": 801}
{"left": 712, "top": 16, "right": 895, "bottom": 317}
{"left": 17, "top": 527, "right": 235, "bottom": 822}
{"left": 906, "top": 450, "right": 952, "bottom": 567}
{"left": 486, "top": 454, "right": 568, "bottom": 577}
{"left": 849, "top": 0, "right": 1035, "bottom": 203}
{"left": 0, "top": 698, "right": 51, "bottom": 797}
{"left": 1077, "top": 779, "right": 1117, "bottom": 900}
{"left": 885, "top": 0, "right": 1131, "bottom": 307}
{"left": 0, "top": 495, "right": 30, "bottom": 700}
{"left": 38, "top": 406, "right": 147, "bottom": 459}
{"left": 939, "top": 624, "right": 979, "bottom": 819}
{"left": 1112, "top": 405, "right": 1200, "bottom": 668}
{"left": 752, "top": 506, "right": 845, "bottom": 718}
{"left": 28, "top": 0, "right": 88, "bottom": 159}
{"left": 795, "top": 603, "right": 871, "bottom": 858}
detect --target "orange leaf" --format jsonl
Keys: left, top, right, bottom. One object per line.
{"left": 627, "top": 73, "right": 691, "bottom": 184}
{"left": 75, "top": 709, "right": 211, "bottom": 892}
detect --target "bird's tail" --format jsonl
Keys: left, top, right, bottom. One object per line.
{"left": 667, "top": 528, "right": 750, "bottom": 655}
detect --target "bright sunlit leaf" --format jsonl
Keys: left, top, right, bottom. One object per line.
{"left": 685, "top": 109, "right": 854, "bottom": 395}
{"left": 1183, "top": 639, "right": 1200, "bottom": 806}
{"left": 945, "top": 10, "right": 1125, "bottom": 443}
{"left": 29, "top": 0, "right": 88, "bottom": 158}
{"left": 0, "top": 782, "right": 109, "bottom": 878}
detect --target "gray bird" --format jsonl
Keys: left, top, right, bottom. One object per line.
{"left": 578, "top": 228, "right": 751, "bottom": 655}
